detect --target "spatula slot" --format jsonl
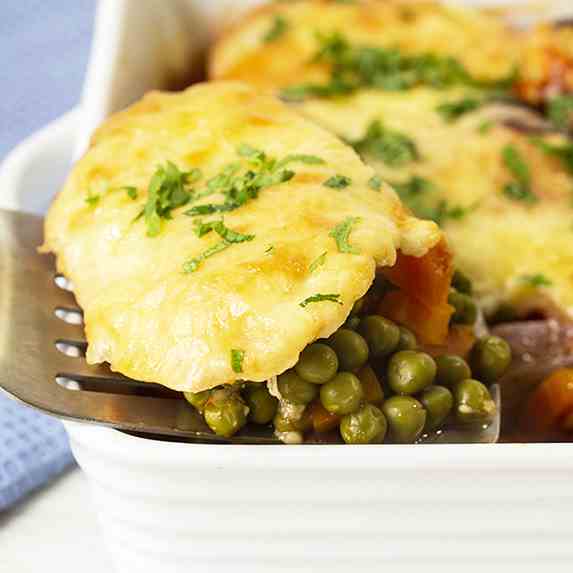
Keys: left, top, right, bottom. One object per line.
{"left": 55, "top": 339, "right": 87, "bottom": 358}
{"left": 54, "top": 273, "right": 74, "bottom": 291}
{"left": 55, "top": 374, "right": 181, "bottom": 398}
{"left": 54, "top": 307, "right": 84, "bottom": 325}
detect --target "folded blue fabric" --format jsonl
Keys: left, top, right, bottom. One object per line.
{"left": 0, "top": 393, "right": 74, "bottom": 511}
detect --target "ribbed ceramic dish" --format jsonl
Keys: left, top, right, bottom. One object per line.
{"left": 15, "top": 0, "right": 573, "bottom": 571}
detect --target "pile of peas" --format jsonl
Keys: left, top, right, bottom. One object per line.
{"left": 184, "top": 274, "right": 512, "bottom": 443}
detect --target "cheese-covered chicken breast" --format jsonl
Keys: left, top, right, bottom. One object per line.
{"left": 42, "top": 81, "right": 443, "bottom": 392}
{"left": 210, "top": 0, "right": 573, "bottom": 320}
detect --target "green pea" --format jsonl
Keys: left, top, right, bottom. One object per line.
{"left": 448, "top": 290, "right": 478, "bottom": 325}
{"left": 320, "top": 372, "right": 364, "bottom": 415}
{"left": 350, "top": 297, "right": 365, "bottom": 316}
{"left": 453, "top": 379, "right": 496, "bottom": 424}
{"left": 295, "top": 343, "right": 339, "bottom": 384}
{"left": 419, "top": 385, "right": 453, "bottom": 432}
{"left": 387, "top": 350, "right": 436, "bottom": 395}
{"left": 277, "top": 370, "right": 318, "bottom": 404}
{"left": 328, "top": 329, "right": 369, "bottom": 372}
{"left": 204, "top": 390, "right": 248, "bottom": 438}
{"left": 470, "top": 336, "right": 512, "bottom": 384}
{"left": 344, "top": 316, "right": 361, "bottom": 331}
{"left": 396, "top": 326, "right": 417, "bottom": 351}
{"left": 383, "top": 396, "right": 426, "bottom": 444}
{"left": 452, "top": 269, "right": 473, "bottom": 295}
{"left": 183, "top": 389, "right": 211, "bottom": 413}
{"left": 358, "top": 315, "right": 400, "bottom": 358}
{"left": 273, "top": 410, "right": 310, "bottom": 433}
{"left": 244, "top": 385, "right": 278, "bottom": 425}
{"left": 435, "top": 354, "right": 471, "bottom": 388}
{"left": 340, "top": 404, "right": 387, "bottom": 444}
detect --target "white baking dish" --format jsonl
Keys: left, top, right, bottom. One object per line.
{"left": 6, "top": 0, "right": 573, "bottom": 571}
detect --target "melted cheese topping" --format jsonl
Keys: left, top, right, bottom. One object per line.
{"left": 43, "top": 82, "right": 440, "bottom": 392}
{"left": 210, "top": 1, "right": 573, "bottom": 318}
{"left": 211, "top": 0, "right": 521, "bottom": 89}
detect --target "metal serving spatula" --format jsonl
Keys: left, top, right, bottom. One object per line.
{"left": 0, "top": 207, "right": 499, "bottom": 444}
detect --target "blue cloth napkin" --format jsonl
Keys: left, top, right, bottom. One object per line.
{"left": 0, "top": 0, "right": 93, "bottom": 511}
{"left": 0, "top": 394, "right": 75, "bottom": 511}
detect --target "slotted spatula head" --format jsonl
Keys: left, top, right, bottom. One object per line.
{"left": 0, "top": 207, "right": 500, "bottom": 444}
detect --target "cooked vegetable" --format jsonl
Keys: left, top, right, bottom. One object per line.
{"left": 420, "top": 385, "right": 454, "bottom": 431}
{"left": 295, "top": 343, "right": 339, "bottom": 384}
{"left": 183, "top": 389, "right": 211, "bottom": 413}
{"left": 358, "top": 315, "right": 400, "bottom": 358}
{"left": 204, "top": 390, "right": 248, "bottom": 437}
{"left": 435, "top": 355, "right": 472, "bottom": 388}
{"left": 383, "top": 396, "right": 427, "bottom": 443}
{"left": 470, "top": 336, "right": 511, "bottom": 384}
{"left": 448, "top": 290, "right": 478, "bottom": 325}
{"left": 387, "top": 350, "right": 437, "bottom": 395}
{"left": 452, "top": 379, "right": 496, "bottom": 424}
{"left": 522, "top": 369, "right": 573, "bottom": 434}
{"left": 356, "top": 365, "right": 384, "bottom": 405}
{"left": 307, "top": 400, "right": 341, "bottom": 433}
{"left": 328, "top": 329, "right": 369, "bottom": 372}
{"left": 244, "top": 385, "right": 278, "bottom": 425}
{"left": 277, "top": 370, "right": 318, "bottom": 404}
{"left": 320, "top": 372, "right": 364, "bottom": 415}
{"left": 340, "top": 404, "right": 387, "bottom": 444}
{"left": 396, "top": 327, "right": 418, "bottom": 351}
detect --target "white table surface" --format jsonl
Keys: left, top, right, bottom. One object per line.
{"left": 0, "top": 469, "right": 113, "bottom": 572}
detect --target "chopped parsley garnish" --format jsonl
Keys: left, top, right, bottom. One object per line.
{"left": 85, "top": 188, "right": 101, "bottom": 207}
{"left": 350, "top": 120, "right": 419, "bottom": 166}
{"left": 477, "top": 119, "right": 494, "bottom": 134}
{"left": 185, "top": 145, "right": 311, "bottom": 217}
{"left": 230, "top": 349, "right": 245, "bottom": 373}
{"left": 263, "top": 15, "right": 289, "bottom": 43}
{"left": 520, "top": 273, "right": 553, "bottom": 288}
{"left": 280, "top": 32, "right": 516, "bottom": 101}
{"left": 329, "top": 217, "right": 361, "bottom": 254}
{"left": 265, "top": 245, "right": 275, "bottom": 255}
{"left": 309, "top": 251, "right": 327, "bottom": 273}
{"left": 299, "top": 293, "right": 342, "bottom": 308}
{"left": 368, "top": 174, "right": 383, "bottom": 191}
{"left": 391, "top": 176, "right": 473, "bottom": 224}
{"left": 141, "top": 162, "right": 200, "bottom": 237}
{"left": 531, "top": 137, "right": 573, "bottom": 176}
{"left": 547, "top": 95, "right": 573, "bottom": 130}
{"left": 182, "top": 241, "right": 230, "bottom": 273}
{"left": 501, "top": 144, "right": 537, "bottom": 204}
{"left": 323, "top": 174, "right": 352, "bottom": 189}
{"left": 123, "top": 186, "right": 138, "bottom": 200}
{"left": 436, "top": 97, "right": 483, "bottom": 122}
{"left": 193, "top": 218, "right": 255, "bottom": 243}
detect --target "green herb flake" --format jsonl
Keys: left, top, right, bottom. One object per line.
{"left": 309, "top": 251, "right": 327, "bottom": 273}
{"left": 436, "top": 97, "right": 483, "bottom": 122}
{"left": 520, "top": 273, "right": 553, "bottom": 288}
{"left": 477, "top": 120, "right": 494, "bottom": 135}
{"left": 547, "top": 95, "right": 573, "bottom": 130}
{"left": 276, "top": 154, "right": 326, "bottom": 168}
{"left": 121, "top": 186, "right": 138, "bottom": 200}
{"left": 531, "top": 137, "right": 573, "bottom": 176}
{"left": 329, "top": 217, "right": 361, "bottom": 254}
{"left": 182, "top": 240, "right": 230, "bottom": 274}
{"left": 141, "top": 162, "right": 196, "bottom": 237}
{"left": 368, "top": 174, "right": 383, "bottom": 191}
{"left": 85, "top": 190, "right": 100, "bottom": 207}
{"left": 350, "top": 120, "right": 419, "bottom": 166}
{"left": 230, "top": 349, "right": 245, "bottom": 374}
{"left": 323, "top": 174, "right": 352, "bottom": 189}
{"left": 265, "top": 245, "right": 275, "bottom": 255}
{"left": 263, "top": 15, "right": 289, "bottom": 43}
{"left": 501, "top": 144, "right": 537, "bottom": 204}
{"left": 299, "top": 293, "right": 342, "bottom": 308}
{"left": 281, "top": 32, "right": 517, "bottom": 101}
